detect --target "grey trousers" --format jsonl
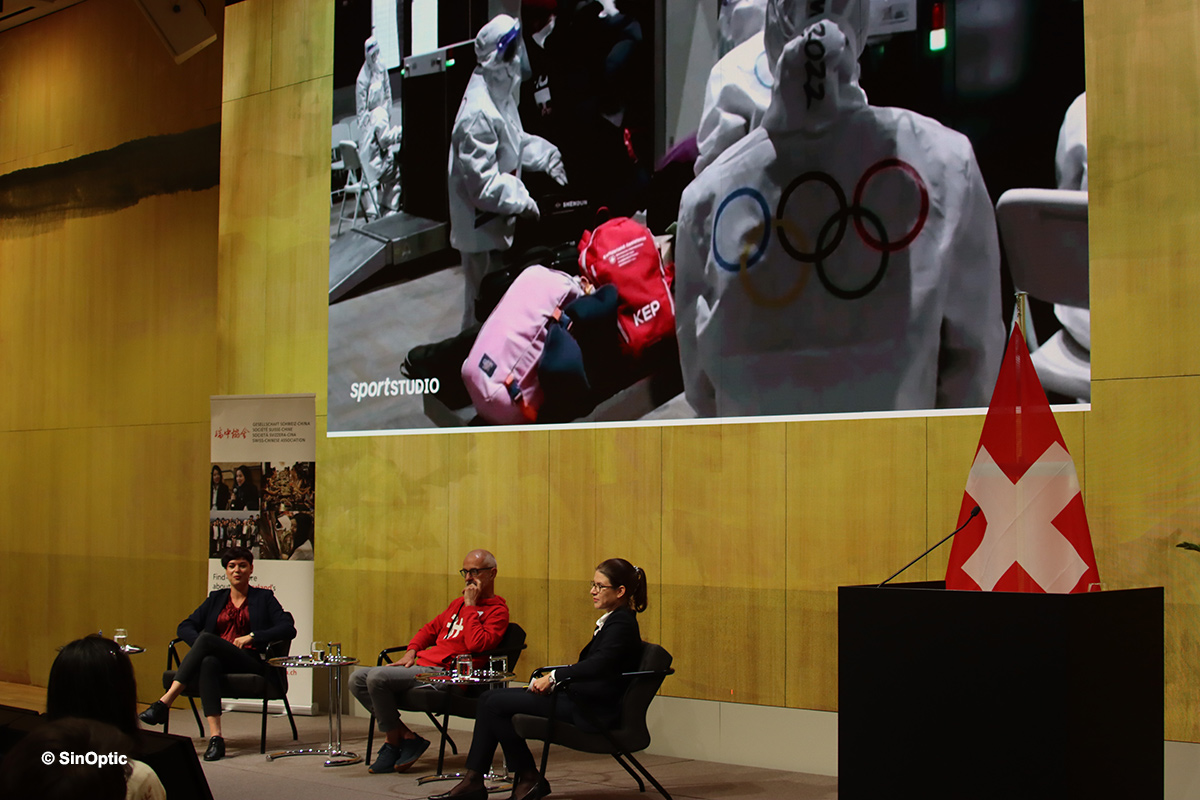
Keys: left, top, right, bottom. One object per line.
{"left": 459, "top": 249, "right": 505, "bottom": 330}
{"left": 349, "top": 664, "right": 446, "bottom": 733}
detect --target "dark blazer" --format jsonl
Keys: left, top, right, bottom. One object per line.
{"left": 228, "top": 482, "right": 259, "bottom": 511}
{"left": 211, "top": 482, "right": 230, "bottom": 510}
{"left": 177, "top": 587, "right": 296, "bottom": 653}
{"left": 555, "top": 605, "right": 642, "bottom": 721}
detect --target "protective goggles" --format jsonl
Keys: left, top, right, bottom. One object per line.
{"left": 496, "top": 23, "right": 522, "bottom": 62}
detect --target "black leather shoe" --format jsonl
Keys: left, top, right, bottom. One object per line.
{"left": 138, "top": 701, "right": 169, "bottom": 726}
{"left": 203, "top": 735, "right": 225, "bottom": 762}
{"left": 514, "top": 780, "right": 551, "bottom": 800}
{"left": 428, "top": 786, "right": 487, "bottom": 800}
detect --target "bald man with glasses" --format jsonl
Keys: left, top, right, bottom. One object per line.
{"left": 350, "top": 549, "right": 509, "bottom": 774}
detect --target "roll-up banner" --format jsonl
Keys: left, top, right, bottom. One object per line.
{"left": 210, "top": 394, "right": 316, "bottom": 714}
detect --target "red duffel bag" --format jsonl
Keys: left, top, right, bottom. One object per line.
{"left": 577, "top": 216, "right": 675, "bottom": 358}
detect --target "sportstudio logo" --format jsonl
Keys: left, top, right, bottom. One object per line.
{"left": 350, "top": 377, "right": 440, "bottom": 402}
{"left": 711, "top": 158, "right": 929, "bottom": 307}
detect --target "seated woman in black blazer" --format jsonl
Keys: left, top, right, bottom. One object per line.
{"left": 432, "top": 558, "right": 648, "bottom": 800}
{"left": 138, "top": 546, "right": 295, "bottom": 762}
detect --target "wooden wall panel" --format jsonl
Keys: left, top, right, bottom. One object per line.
{"left": 1085, "top": 378, "right": 1200, "bottom": 741}
{"left": 445, "top": 432, "right": 552, "bottom": 670}
{"left": 1087, "top": 0, "right": 1200, "bottom": 381}
{"left": 0, "top": 190, "right": 219, "bottom": 430}
{"left": 217, "top": 82, "right": 330, "bottom": 403}
{"left": 0, "top": 423, "right": 210, "bottom": 696}
{"left": 0, "top": 0, "right": 220, "bottom": 167}
{"left": 784, "top": 417, "right": 927, "bottom": 710}
{"left": 661, "top": 424, "right": 787, "bottom": 706}
{"left": 223, "top": 0, "right": 275, "bottom": 103}
{"left": 546, "top": 427, "right": 663, "bottom": 675}
{"left": 316, "top": 430, "right": 453, "bottom": 661}
{"left": 259, "top": 79, "right": 331, "bottom": 406}
{"left": 272, "top": 0, "right": 334, "bottom": 90}
{"left": 0, "top": 0, "right": 222, "bottom": 699}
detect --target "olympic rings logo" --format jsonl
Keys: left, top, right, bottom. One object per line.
{"left": 711, "top": 158, "right": 930, "bottom": 303}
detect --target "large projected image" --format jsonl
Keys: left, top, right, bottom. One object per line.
{"left": 327, "top": 0, "right": 1087, "bottom": 435}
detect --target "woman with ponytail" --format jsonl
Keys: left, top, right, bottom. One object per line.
{"left": 430, "top": 558, "right": 648, "bottom": 800}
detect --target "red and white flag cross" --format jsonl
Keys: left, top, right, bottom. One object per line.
{"left": 944, "top": 326, "right": 1100, "bottom": 593}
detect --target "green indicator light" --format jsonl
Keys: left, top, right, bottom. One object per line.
{"left": 929, "top": 29, "right": 947, "bottom": 51}
{"left": 446, "top": 58, "right": 456, "bottom": 67}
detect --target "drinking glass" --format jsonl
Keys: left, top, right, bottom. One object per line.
{"left": 113, "top": 628, "right": 128, "bottom": 651}
{"left": 311, "top": 640, "right": 326, "bottom": 662}
{"left": 488, "top": 654, "right": 507, "bottom": 676}
{"left": 455, "top": 654, "right": 473, "bottom": 679}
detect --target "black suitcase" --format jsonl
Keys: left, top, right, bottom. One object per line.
{"left": 400, "top": 324, "right": 481, "bottom": 410}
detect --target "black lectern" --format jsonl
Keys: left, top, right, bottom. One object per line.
{"left": 838, "top": 581, "right": 1163, "bottom": 799}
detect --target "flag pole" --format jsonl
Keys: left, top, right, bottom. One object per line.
{"left": 1013, "top": 291, "right": 1027, "bottom": 467}
{"left": 1013, "top": 290, "right": 1029, "bottom": 341}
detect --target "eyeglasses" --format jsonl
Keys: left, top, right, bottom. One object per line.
{"left": 460, "top": 568, "right": 495, "bottom": 578}
{"left": 589, "top": 582, "right": 614, "bottom": 592}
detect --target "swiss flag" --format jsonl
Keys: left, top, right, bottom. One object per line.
{"left": 944, "top": 327, "right": 1100, "bottom": 593}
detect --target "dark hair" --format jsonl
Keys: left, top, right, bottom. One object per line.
{"left": 45, "top": 637, "right": 139, "bottom": 737}
{"left": 291, "top": 514, "right": 314, "bottom": 548}
{"left": 211, "top": 465, "right": 223, "bottom": 482}
{"left": 595, "top": 558, "right": 649, "bottom": 613}
{"left": 220, "top": 546, "right": 254, "bottom": 566}
{"left": 0, "top": 717, "right": 130, "bottom": 800}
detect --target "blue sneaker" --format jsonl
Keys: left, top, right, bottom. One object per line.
{"left": 393, "top": 735, "right": 430, "bottom": 773}
{"left": 368, "top": 741, "right": 402, "bottom": 774}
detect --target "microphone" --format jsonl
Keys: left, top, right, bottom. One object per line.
{"left": 876, "top": 506, "right": 981, "bottom": 588}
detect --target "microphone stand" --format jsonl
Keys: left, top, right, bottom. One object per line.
{"left": 877, "top": 507, "right": 981, "bottom": 588}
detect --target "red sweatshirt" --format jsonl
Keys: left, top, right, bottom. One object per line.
{"left": 408, "top": 595, "right": 509, "bottom": 668}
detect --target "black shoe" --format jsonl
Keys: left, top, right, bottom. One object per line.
{"left": 513, "top": 779, "right": 551, "bottom": 800}
{"left": 203, "top": 736, "right": 225, "bottom": 762}
{"left": 429, "top": 785, "right": 488, "bottom": 800}
{"left": 138, "top": 701, "right": 169, "bottom": 726}
{"left": 394, "top": 735, "right": 430, "bottom": 773}
{"left": 368, "top": 741, "right": 402, "bottom": 774}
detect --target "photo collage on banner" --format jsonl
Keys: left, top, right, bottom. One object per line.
{"left": 211, "top": 394, "right": 317, "bottom": 713}
{"left": 327, "top": 0, "right": 1088, "bottom": 435}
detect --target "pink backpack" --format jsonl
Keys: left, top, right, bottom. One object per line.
{"left": 578, "top": 217, "right": 675, "bottom": 358}
{"left": 462, "top": 266, "right": 585, "bottom": 424}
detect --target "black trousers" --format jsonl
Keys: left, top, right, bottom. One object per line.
{"left": 466, "top": 687, "right": 578, "bottom": 775}
{"left": 173, "top": 632, "right": 266, "bottom": 717}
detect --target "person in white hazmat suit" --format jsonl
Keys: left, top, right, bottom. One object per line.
{"left": 448, "top": 14, "right": 568, "bottom": 329}
{"left": 356, "top": 36, "right": 392, "bottom": 133}
{"left": 1037, "top": 91, "right": 1089, "bottom": 399}
{"left": 675, "top": 0, "right": 1003, "bottom": 418}
{"left": 718, "top": 0, "right": 768, "bottom": 58}
{"left": 360, "top": 105, "right": 402, "bottom": 216}
{"left": 695, "top": 0, "right": 823, "bottom": 176}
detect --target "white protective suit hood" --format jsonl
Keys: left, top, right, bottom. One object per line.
{"left": 719, "top": 0, "right": 769, "bottom": 57}
{"left": 764, "top": 0, "right": 868, "bottom": 80}
{"left": 763, "top": 16, "right": 867, "bottom": 136}
{"left": 364, "top": 35, "right": 381, "bottom": 66}
{"left": 475, "top": 14, "right": 523, "bottom": 106}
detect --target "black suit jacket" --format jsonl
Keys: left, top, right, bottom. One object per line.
{"left": 555, "top": 605, "right": 642, "bottom": 722}
{"left": 177, "top": 586, "right": 295, "bottom": 653}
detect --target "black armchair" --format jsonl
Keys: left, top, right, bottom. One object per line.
{"left": 512, "top": 641, "right": 675, "bottom": 799}
{"left": 160, "top": 637, "right": 298, "bottom": 754}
